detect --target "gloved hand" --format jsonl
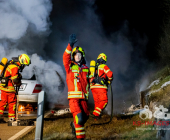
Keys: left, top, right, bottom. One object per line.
{"left": 18, "top": 73, "right": 22, "bottom": 80}
{"left": 15, "top": 81, "right": 22, "bottom": 87}
{"left": 69, "top": 34, "right": 77, "bottom": 48}
{"left": 108, "top": 79, "right": 113, "bottom": 85}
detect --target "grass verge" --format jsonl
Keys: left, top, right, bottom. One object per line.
{"left": 19, "top": 113, "right": 159, "bottom": 140}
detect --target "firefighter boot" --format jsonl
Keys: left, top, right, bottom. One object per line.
{"left": 0, "top": 114, "right": 6, "bottom": 123}
{"left": 89, "top": 113, "right": 101, "bottom": 120}
{"left": 70, "top": 121, "right": 76, "bottom": 136}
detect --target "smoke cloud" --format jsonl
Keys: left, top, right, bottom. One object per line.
{"left": 0, "top": 0, "right": 67, "bottom": 108}
{"left": 0, "top": 0, "right": 153, "bottom": 113}
{"left": 45, "top": 0, "right": 150, "bottom": 113}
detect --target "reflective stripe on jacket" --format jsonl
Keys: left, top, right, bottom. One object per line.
{"left": 90, "top": 64, "right": 113, "bottom": 89}
{"left": 63, "top": 44, "right": 90, "bottom": 100}
{"left": 0, "top": 64, "right": 19, "bottom": 92}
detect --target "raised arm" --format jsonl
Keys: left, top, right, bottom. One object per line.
{"left": 63, "top": 44, "right": 72, "bottom": 73}
{"left": 63, "top": 34, "right": 78, "bottom": 73}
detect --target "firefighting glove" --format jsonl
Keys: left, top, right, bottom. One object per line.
{"left": 108, "top": 79, "right": 113, "bottom": 85}
{"left": 18, "top": 73, "right": 22, "bottom": 80}
{"left": 69, "top": 34, "right": 77, "bottom": 48}
{"left": 15, "top": 81, "right": 22, "bottom": 87}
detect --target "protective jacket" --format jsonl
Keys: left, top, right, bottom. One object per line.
{"left": 0, "top": 63, "right": 20, "bottom": 119}
{"left": 90, "top": 64, "right": 113, "bottom": 89}
{"left": 63, "top": 44, "right": 90, "bottom": 100}
{"left": 0, "top": 63, "right": 20, "bottom": 92}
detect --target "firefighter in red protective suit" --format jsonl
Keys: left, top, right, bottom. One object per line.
{"left": 0, "top": 54, "right": 31, "bottom": 123}
{"left": 63, "top": 34, "right": 90, "bottom": 140}
{"left": 90, "top": 53, "right": 113, "bottom": 118}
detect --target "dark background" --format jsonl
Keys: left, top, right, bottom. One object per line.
{"left": 46, "top": 0, "right": 166, "bottom": 113}
{"left": 93, "top": 0, "right": 163, "bottom": 62}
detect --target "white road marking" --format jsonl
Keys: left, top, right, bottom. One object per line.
{"left": 8, "top": 126, "right": 35, "bottom": 140}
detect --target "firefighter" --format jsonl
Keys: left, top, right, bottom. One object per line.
{"left": 90, "top": 53, "right": 113, "bottom": 118}
{"left": 0, "top": 54, "right": 31, "bottom": 123}
{"left": 63, "top": 34, "right": 90, "bottom": 140}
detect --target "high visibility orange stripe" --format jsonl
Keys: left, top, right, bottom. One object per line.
{"left": 68, "top": 91, "right": 82, "bottom": 94}
{"left": 0, "top": 110, "right": 4, "bottom": 113}
{"left": 90, "top": 86, "right": 107, "bottom": 89}
{"left": 93, "top": 110, "right": 100, "bottom": 115}
{"left": 105, "top": 69, "right": 110, "bottom": 73}
{"left": 96, "top": 107, "right": 101, "bottom": 111}
{"left": 76, "top": 132, "right": 85, "bottom": 136}
{"left": 68, "top": 94, "right": 83, "bottom": 95}
{"left": 11, "top": 75, "right": 18, "bottom": 80}
{"left": 8, "top": 113, "right": 15, "bottom": 116}
{"left": 68, "top": 95, "right": 83, "bottom": 98}
{"left": 75, "top": 127, "right": 85, "bottom": 131}
{"left": 0, "top": 86, "right": 15, "bottom": 92}
{"left": 65, "top": 49, "right": 71, "bottom": 54}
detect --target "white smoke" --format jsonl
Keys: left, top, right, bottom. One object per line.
{"left": 0, "top": 0, "right": 67, "bottom": 107}
{"left": 22, "top": 54, "right": 67, "bottom": 107}
{"left": 0, "top": 0, "right": 52, "bottom": 56}
{"left": 0, "top": 0, "right": 52, "bottom": 39}
{"left": 139, "top": 78, "right": 149, "bottom": 92}
{"left": 9, "top": 0, "right": 52, "bottom": 32}
{"left": 138, "top": 70, "right": 157, "bottom": 93}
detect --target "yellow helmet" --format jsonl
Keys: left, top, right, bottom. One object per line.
{"left": 97, "top": 53, "right": 107, "bottom": 62}
{"left": 19, "top": 54, "right": 31, "bottom": 66}
{"left": 72, "top": 46, "right": 85, "bottom": 58}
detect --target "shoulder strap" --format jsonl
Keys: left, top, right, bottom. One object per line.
{"left": 94, "top": 63, "right": 105, "bottom": 78}
{"left": 0, "top": 61, "right": 10, "bottom": 78}
{"left": 0, "top": 62, "right": 5, "bottom": 66}
{"left": 94, "top": 63, "right": 99, "bottom": 78}
{"left": 1, "top": 61, "right": 19, "bottom": 78}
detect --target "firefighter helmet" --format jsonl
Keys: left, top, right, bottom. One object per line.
{"left": 97, "top": 53, "right": 107, "bottom": 62}
{"left": 19, "top": 54, "right": 31, "bottom": 66}
{"left": 72, "top": 46, "right": 85, "bottom": 58}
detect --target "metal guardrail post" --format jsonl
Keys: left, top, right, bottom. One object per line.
{"left": 16, "top": 95, "right": 19, "bottom": 120}
{"left": 35, "top": 91, "right": 45, "bottom": 140}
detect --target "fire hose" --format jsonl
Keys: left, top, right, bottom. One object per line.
{"left": 90, "top": 83, "right": 113, "bottom": 126}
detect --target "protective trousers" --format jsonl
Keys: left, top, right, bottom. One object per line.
{"left": 69, "top": 99, "right": 89, "bottom": 139}
{"left": 0, "top": 90, "right": 16, "bottom": 119}
{"left": 91, "top": 88, "right": 108, "bottom": 117}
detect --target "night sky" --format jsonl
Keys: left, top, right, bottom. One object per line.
{"left": 93, "top": 0, "right": 163, "bottom": 62}
{"left": 48, "top": 0, "right": 164, "bottom": 63}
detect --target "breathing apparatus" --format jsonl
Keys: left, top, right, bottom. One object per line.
{"left": 0, "top": 57, "right": 8, "bottom": 76}
{"left": 89, "top": 53, "right": 113, "bottom": 125}
{"left": 90, "top": 53, "right": 108, "bottom": 85}
{"left": 89, "top": 60, "right": 96, "bottom": 77}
